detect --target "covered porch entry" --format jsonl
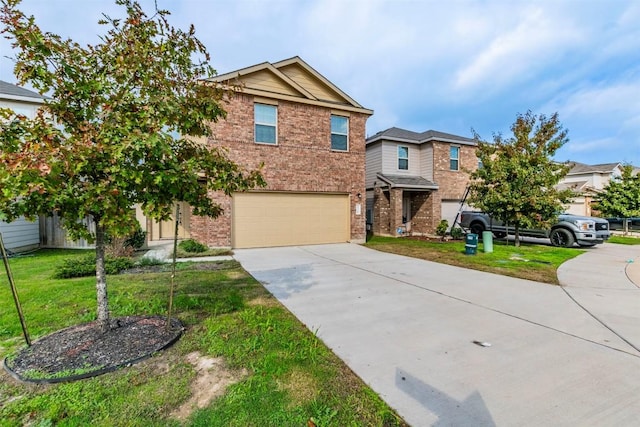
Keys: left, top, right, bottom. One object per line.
{"left": 372, "top": 174, "right": 441, "bottom": 237}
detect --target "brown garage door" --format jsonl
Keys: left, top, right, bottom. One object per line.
{"left": 232, "top": 192, "right": 350, "bottom": 248}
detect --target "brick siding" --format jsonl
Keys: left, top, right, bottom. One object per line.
{"left": 189, "top": 93, "right": 368, "bottom": 247}
{"left": 433, "top": 142, "right": 477, "bottom": 201}
{"left": 371, "top": 140, "right": 476, "bottom": 237}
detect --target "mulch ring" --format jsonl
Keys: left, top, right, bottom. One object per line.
{"left": 4, "top": 315, "right": 183, "bottom": 384}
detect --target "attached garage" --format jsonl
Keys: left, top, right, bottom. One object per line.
{"left": 232, "top": 192, "right": 350, "bottom": 248}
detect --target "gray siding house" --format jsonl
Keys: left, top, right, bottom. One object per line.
{"left": 0, "top": 81, "right": 45, "bottom": 251}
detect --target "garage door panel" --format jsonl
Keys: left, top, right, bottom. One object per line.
{"left": 232, "top": 193, "right": 349, "bottom": 248}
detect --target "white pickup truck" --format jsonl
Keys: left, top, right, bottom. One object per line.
{"left": 459, "top": 211, "right": 611, "bottom": 247}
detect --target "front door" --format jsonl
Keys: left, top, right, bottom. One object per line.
{"left": 402, "top": 194, "right": 411, "bottom": 225}
{"left": 151, "top": 202, "right": 190, "bottom": 240}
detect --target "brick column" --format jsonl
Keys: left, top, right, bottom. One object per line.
{"left": 373, "top": 187, "right": 390, "bottom": 235}
{"left": 410, "top": 190, "right": 442, "bottom": 235}
{"left": 390, "top": 188, "right": 404, "bottom": 236}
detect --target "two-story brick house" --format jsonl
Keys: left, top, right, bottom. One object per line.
{"left": 170, "top": 57, "right": 373, "bottom": 248}
{"left": 365, "top": 127, "right": 477, "bottom": 236}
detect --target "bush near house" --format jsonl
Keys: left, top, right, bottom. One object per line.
{"left": 178, "top": 239, "right": 208, "bottom": 253}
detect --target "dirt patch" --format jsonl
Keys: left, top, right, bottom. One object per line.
{"left": 4, "top": 316, "right": 182, "bottom": 383}
{"left": 170, "top": 351, "right": 248, "bottom": 421}
{"left": 246, "top": 295, "right": 280, "bottom": 308}
{"left": 277, "top": 367, "right": 318, "bottom": 407}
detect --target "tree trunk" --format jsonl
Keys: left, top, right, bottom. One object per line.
{"left": 514, "top": 226, "right": 521, "bottom": 247}
{"left": 95, "top": 221, "right": 110, "bottom": 333}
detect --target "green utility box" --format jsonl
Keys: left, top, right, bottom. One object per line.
{"left": 482, "top": 231, "right": 494, "bottom": 253}
{"left": 465, "top": 233, "right": 478, "bottom": 255}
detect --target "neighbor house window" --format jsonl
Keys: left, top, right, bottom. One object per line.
{"left": 255, "top": 103, "right": 277, "bottom": 144}
{"left": 331, "top": 115, "right": 348, "bottom": 151}
{"left": 398, "top": 146, "right": 409, "bottom": 170}
{"left": 450, "top": 146, "right": 460, "bottom": 171}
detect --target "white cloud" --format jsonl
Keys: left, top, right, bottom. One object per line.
{"left": 454, "top": 6, "right": 583, "bottom": 91}
{"left": 546, "top": 78, "right": 640, "bottom": 124}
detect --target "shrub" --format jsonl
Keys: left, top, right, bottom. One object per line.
{"left": 54, "top": 254, "right": 135, "bottom": 279}
{"left": 178, "top": 239, "right": 208, "bottom": 253}
{"left": 124, "top": 226, "right": 146, "bottom": 250}
{"left": 450, "top": 227, "right": 464, "bottom": 240}
{"left": 436, "top": 220, "right": 449, "bottom": 238}
{"left": 105, "top": 223, "right": 147, "bottom": 258}
{"left": 136, "top": 257, "right": 165, "bottom": 267}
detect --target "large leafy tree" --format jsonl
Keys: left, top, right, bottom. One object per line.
{"left": 594, "top": 165, "right": 640, "bottom": 233}
{"left": 0, "top": 0, "right": 265, "bottom": 332}
{"left": 468, "top": 111, "right": 574, "bottom": 246}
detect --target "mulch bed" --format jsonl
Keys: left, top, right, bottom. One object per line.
{"left": 4, "top": 315, "right": 183, "bottom": 383}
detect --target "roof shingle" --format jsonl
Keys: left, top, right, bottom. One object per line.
{"left": 0, "top": 80, "right": 45, "bottom": 100}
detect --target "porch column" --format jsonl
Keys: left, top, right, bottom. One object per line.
{"left": 390, "top": 188, "right": 404, "bottom": 236}
{"left": 411, "top": 191, "right": 442, "bottom": 235}
{"left": 373, "top": 186, "right": 390, "bottom": 235}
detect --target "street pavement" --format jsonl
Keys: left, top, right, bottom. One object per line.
{"left": 234, "top": 242, "right": 640, "bottom": 427}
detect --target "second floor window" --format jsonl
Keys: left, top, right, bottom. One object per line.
{"left": 398, "top": 146, "right": 409, "bottom": 170}
{"left": 450, "top": 146, "right": 460, "bottom": 171}
{"left": 331, "top": 115, "right": 348, "bottom": 151}
{"left": 255, "top": 103, "right": 277, "bottom": 144}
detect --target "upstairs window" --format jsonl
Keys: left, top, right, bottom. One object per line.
{"left": 398, "top": 146, "right": 409, "bottom": 170}
{"left": 331, "top": 115, "right": 348, "bottom": 151}
{"left": 450, "top": 146, "right": 460, "bottom": 171}
{"left": 255, "top": 103, "right": 277, "bottom": 144}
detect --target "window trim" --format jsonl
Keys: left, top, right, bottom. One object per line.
{"left": 254, "top": 103, "right": 277, "bottom": 145}
{"left": 450, "top": 146, "right": 460, "bottom": 171}
{"left": 398, "top": 145, "right": 409, "bottom": 170}
{"left": 330, "top": 115, "right": 349, "bottom": 151}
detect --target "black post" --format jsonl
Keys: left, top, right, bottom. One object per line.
{"left": 166, "top": 204, "right": 180, "bottom": 330}
{"left": 0, "top": 233, "right": 31, "bottom": 346}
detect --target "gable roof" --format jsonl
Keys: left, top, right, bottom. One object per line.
{"left": 0, "top": 80, "right": 45, "bottom": 103}
{"left": 567, "top": 162, "right": 621, "bottom": 175}
{"left": 367, "top": 126, "right": 476, "bottom": 146}
{"left": 556, "top": 180, "right": 589, "bottom": 192}
{"left": 377, "top": 173, "right": 439, "bottom": 190}
{"left": 208, "top": 56, "right": 372, "bottom": 115}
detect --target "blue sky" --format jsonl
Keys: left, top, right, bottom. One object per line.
{"left": 1, "top": 0, "right": 639, "bottom": 166}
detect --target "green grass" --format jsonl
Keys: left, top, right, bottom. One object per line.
{"left": 365, "top": 236, "right": 583, "bottom": 284}
{"left": 175, "top": 247, "right": 233, "bottom": 258}
{"left": 0, "top": 250, "right": 405, "bottom": 427}
{"left": 608, "top": 235, "right": 640, "bottom": 245}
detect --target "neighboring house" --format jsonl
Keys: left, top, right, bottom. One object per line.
{"left": 144, "top": 57, "right": 373, "bottom": 248}
{"left": 557, "top": 162, "right": 623, "bottom": 216}
{"left": 365, "top": 127, "right": 477, "bottom": 236}
{"left": 0, "top": 80, "right": 45, "bottom": 252}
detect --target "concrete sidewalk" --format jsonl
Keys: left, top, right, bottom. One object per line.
{"left": 558, "top": 242, "right": 640, "bottom": 354}
{"left": 234, "top": 243, "right": 640, "bottom": 427}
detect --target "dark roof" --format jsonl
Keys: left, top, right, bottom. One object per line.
{"left": 377, "top": 173, "right": 438, "bottom": 190}
{"left": 367, "top": 126, "right": 475, "bottom": 146}
{"left": 567, "top": 162, "right": 621, "bottom": 175}
{"left": 0, "top": 80, "right": 45, "bottom": 101}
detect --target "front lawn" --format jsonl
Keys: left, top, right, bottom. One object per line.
{"left": 0, "top": 249, "right": 405, "bottom": 427}
{"left": 365, "top": 236, "right": 583, "bottom": 284}
{"left": 608, "top": 235, "right": 640, "bottom": 245}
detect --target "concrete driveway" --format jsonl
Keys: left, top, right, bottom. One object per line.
{"left": 234, "top": 243, "right": 640, "bottom": 426}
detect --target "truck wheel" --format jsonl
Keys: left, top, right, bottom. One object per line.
{"left": 470, "top": 222, "right": 485, "bottom": 236}
{"left": 550, "top": 228, "right": 575, "bottom": 247}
